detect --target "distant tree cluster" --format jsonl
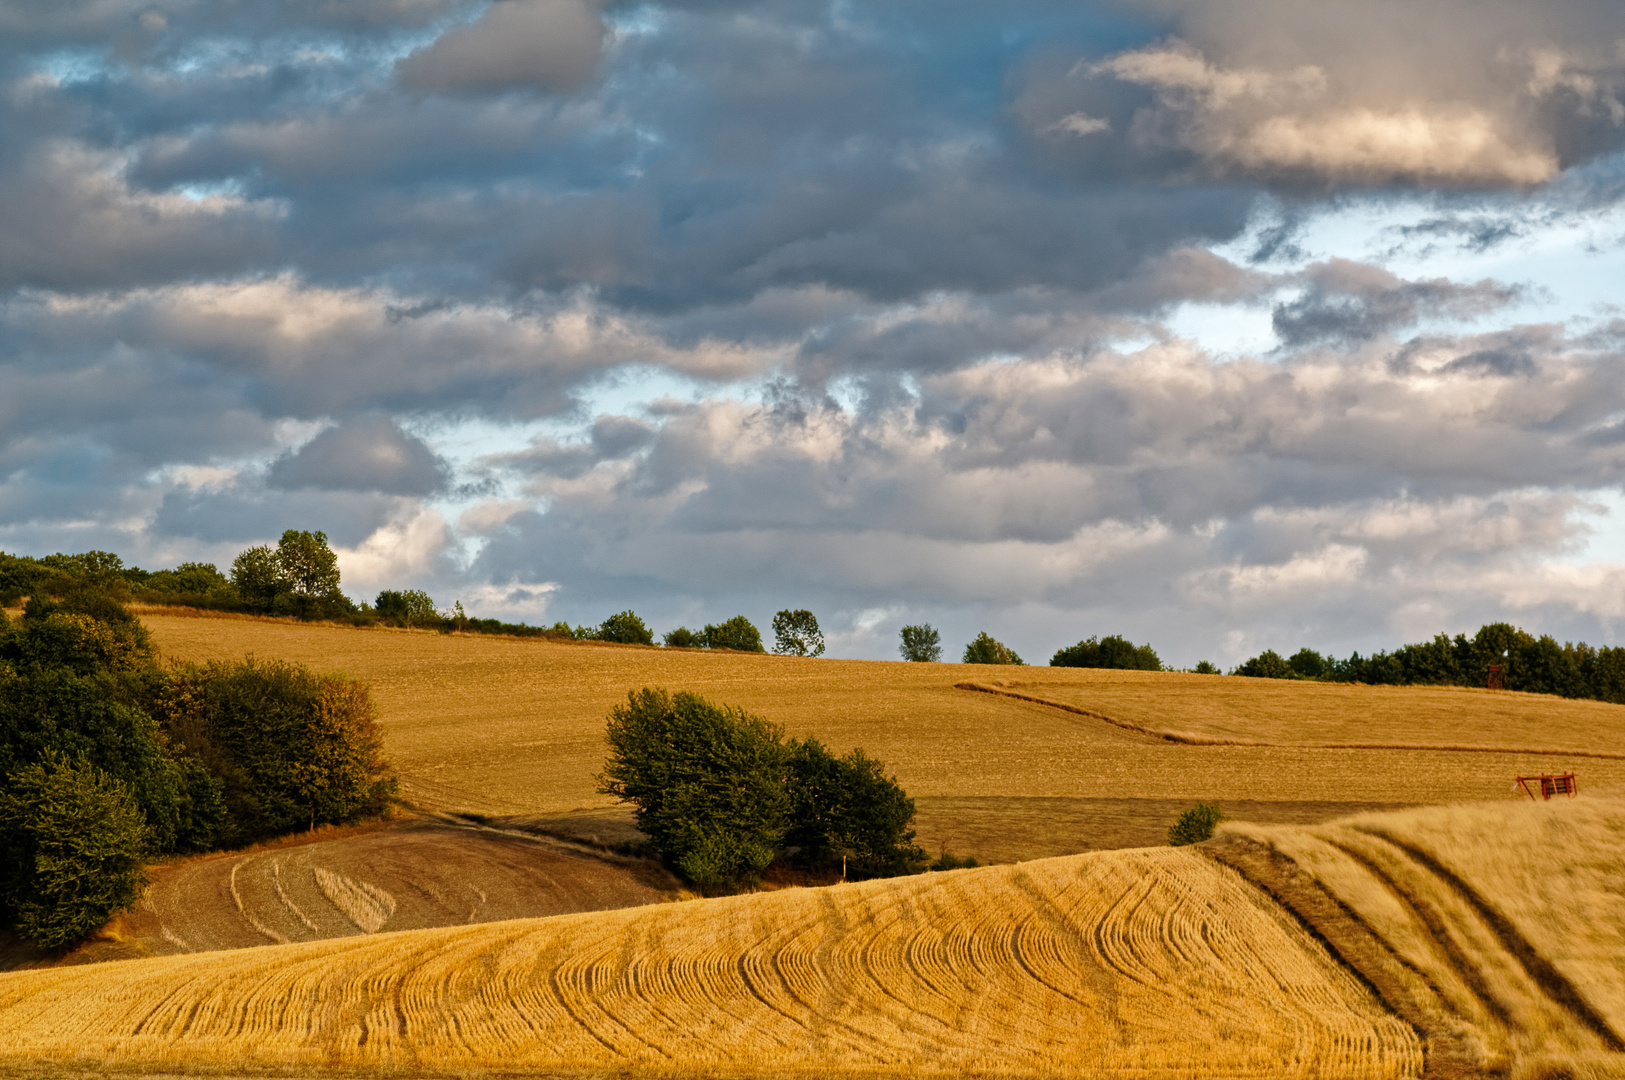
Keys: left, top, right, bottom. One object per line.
{"left": 1232, "top": 622, "right": 1625, "bottom": 703}
{"left": 962, "top": 632, "right": 1024, "bottom": 665}
{"left": 0, "top": 590, "right": 395, "bottom": 950}
{"left": 598, "top": 689, "right": 927, "bottom": 890}
{"left": 1050, "top": 635, "right": 1162, "bottom": 670}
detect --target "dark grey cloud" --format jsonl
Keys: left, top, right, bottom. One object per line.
{"left": 153, "top": 485, "right": 403, "bottom": 546}
{"left": 268, "top": 413, "right": 450, "bottom": 495}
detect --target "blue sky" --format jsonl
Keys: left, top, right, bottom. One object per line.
{"left": 4, "top": 0, "right": 1625, "bottom": 665}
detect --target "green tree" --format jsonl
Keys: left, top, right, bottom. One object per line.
{"left": 1168, "top": 803, "right": 1222, "bottom": 847}
{"left": 1050, "top": 635, "right": 1161, "bottom": 670}
{"left": 230, "top": 546, "right": 285, "bottom": 612}
{"left": 597, "top": 689, "right": 789, "bottom": 889}
{"left": 703, "top": 615, "right": 764, "bottom": 653}
{"left": 142, "top": 562, "right": 231, "bottom": 596}
{"left": 276, "top": 530, "right": 342, "bottom": 600}
{"left": 899, "top": 624, "right": 942, "bottom": 662}
{"left": 0, "top": 752, "right": 151, "bottom": 950}
{"left": 160, "top": 659, "right": 395, "bottom": 844}
{"left": 1234, "top": 650, "right": 1294, "bottom": 679}
{"left": 772, "top": 610, "right": 825, "bottom": 657}
{"left": 962, "top": 632, "right": 1023, "bottom": 665}
{"left": 663, "top": 627, "right": 701, "bottom": 648}
{"left": 785, "top": 738, "right": 924, "bottom": 878}
{"left": 599, "top": 610, "right": 655, "bottom": 645}
{"left": 1286, "top": 648, "right": 1327, "bottom": 679}
{"left": 374, "top": 589, "right": 439, "bottom": 627}
{"left": 1192, "top": 660, "right": 1220, "bottom": 674}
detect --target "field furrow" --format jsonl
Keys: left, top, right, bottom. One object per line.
{"left": 0, "top": 848, "right": 1418, "bottom": 1079}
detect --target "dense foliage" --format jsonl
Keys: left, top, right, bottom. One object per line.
{"left": 703, "top": 616, "right": 765, "bottom": 653}
{"left": 963, "top": 632, "right": 1024, "bottom": 665}
{"left": 663, "top": 626, "right": 702, "bottom": 648}
{"left": 772, "top": 610, "right": 825, "bottom": 657}
{"left": 1050, "top": 635, "right": 1162, "bottom": 670}
{"left": 598, "top": 610, "right": 655, "bottom": 645}
{"left": 598, "top": 689, "right": 923, "bottom": 890}
{"left": 1168, "top": 803, "right": 1223, "bottom": 847}
{"left": 898, "top": 624, "right": 942, "bottom": 662}
{"left": 0, "top": 588, "right": 396, "bottom": 949}
{"left": 1234, "top": 622, "right": 1625, "bottom": 703}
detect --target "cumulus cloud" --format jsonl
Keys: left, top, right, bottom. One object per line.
{"left": 397, "top": 0, "right": 606, "bottom": 94}
{"left": 268, "top": 414, "right": 450, "bottom": 495}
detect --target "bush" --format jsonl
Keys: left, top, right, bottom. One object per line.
{"left": 898, "top": 624, "right": 941, "bottom": 663}
{"left": 0, "top": 753, "right": 151, "bottom": 950}
{"left": 160, "top": 659, "right": 396, "bottom": 842}
{"left": 598, "top": 689, "right": 789, "bottom": 889}
{"left": 772, "top": 610, "right": 825, "bottom": 657}
{"left": 962, "top": 632, "right": 1024, "bottom": 665}
{"left": 1286, "top": 648, "right": 1327, "bottom": 679}
{"left": 703, "top": 615, "right": 764, "bottom": 652}
{"left": 375, "top": 589, "right": 438, "bottom": 627}
{"left": 1192, "top": 660, "right": 1220, "bottom": 674}
{"left": 599, "top": 610, "right": 655, "bottom": 645}
{"left": 663, "top": 627, "right": 701, "bottom": 648}
{"left": 1050, "top": 634, "right": 1161, "bottom": 670}
{"left": 1234, "top": 649, "right": 1294, "bottom": 679}
{"left": 785, "top": 737, "right": 924, "bottom": 878}
{"left": 1168, "top": 803, "right": 1222, "bottom": 847}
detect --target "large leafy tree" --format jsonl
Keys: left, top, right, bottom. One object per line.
{"left": 598, "top": 610, "right": 655, "bottom": 645}
{"left": 230, "top": 546, "right": 284, "bottom": 611}
{"left": 598, "top": 689, "right": 788, "bottom": 888}
{"left": 771, "top": 610, "right": 824, "bottom": 657}
{"left": 276, "top": 530, "right": 342, "bottom": 600}
{"left": 785, "top": 737, "right": 923, "bottom": 878}
{"left": 1050, "top": 634, "right": 1161, "bottom": 671}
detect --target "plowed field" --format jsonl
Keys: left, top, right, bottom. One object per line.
{"left": 0, "top": 848, "right": 1421, "bottom": 1079}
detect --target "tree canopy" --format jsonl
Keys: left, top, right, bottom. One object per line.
{"left": 772, "top": 610, "right": 825, "bottom": 657}
{"left": 899, "top": 624, "right": 942, "bottom": 662}
{"left": 962, "top": 632, "right": 1024, "bottom": 665}
{"left": 1050, "top": 635, "right": 1161, "bottom": 670}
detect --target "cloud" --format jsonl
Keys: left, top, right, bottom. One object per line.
{"left": 1021, "top": 0, "right": 1625, "bottom": 188}
{"left": 397, "top": 0, "right": 606, "bottom": 94}
{"left": 268, "top": 413, "right": 451, "bottom": 495}
{"left": 1271, "top": 259, "right": 1525, "bottom": 347}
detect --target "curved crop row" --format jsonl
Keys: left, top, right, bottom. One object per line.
{"left": 0, "top": 849, "right": 1419, "bottom": 1079}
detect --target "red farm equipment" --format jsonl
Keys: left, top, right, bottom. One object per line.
{"left": 1514, "top": 773, "right": 1578, "bottom": 801}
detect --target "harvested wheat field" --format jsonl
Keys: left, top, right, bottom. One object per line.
{"left": 1212, "top": 791, "right": 1625, "bottom": 1078}
{"left": 0, "top": 847, "right": 1421, "bottom": 1080}
{"left": 141, "top": 611, "right": 1625, "bottom": 862}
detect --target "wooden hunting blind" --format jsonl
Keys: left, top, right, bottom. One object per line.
{"left": 1514, "top": 773, "right": 1577, "bottom": 800}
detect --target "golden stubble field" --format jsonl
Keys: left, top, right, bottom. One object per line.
{"left": 142, "top": 612, "right": 1625, "bottom": 862}
{"left": 0, "top": 846, "right": 1421, "bottom": 1080}
{"left": 1213, "top": 793, "right": 1625, "bottom": 1078}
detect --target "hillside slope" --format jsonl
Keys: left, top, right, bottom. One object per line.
{"left": 1212, "top": 793, "right": 1625, "bottom": 1078}
{"left": 0, "top": 848, "right": 1419, "bottom": 1080}
{"left": 141, "top": 612, "right": 1625, "bottom": 861}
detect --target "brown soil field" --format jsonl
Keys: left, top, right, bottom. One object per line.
{"left": 139, "top": 612, "right": 1625, "bottom": 863}
{"left": 0, "top": 817, "right": 678, "bottom": 971}
{"left": 1213, "top": 792, "right": 1625, "bottom": 1078}
{"left": 0, "top": 847, "right": 1420, "bottom": 1079}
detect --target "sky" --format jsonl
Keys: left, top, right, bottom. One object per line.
{"left": 5, "top": 0, "right": 1625, "bottom": 667}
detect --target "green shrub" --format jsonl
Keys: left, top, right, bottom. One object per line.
{"left": 703, "top": 615, "right": 764, "bottom": 652}
{"left": 1192, "top": 660, "right": 1220, "bottom": 674}
{"left": 962, "top": 632, "right": 1023, "bottom": 665}
{"left": 899, "top": 624, "right": 941, "bottom": 662}
{"left": 599, "top": 610, "right": 655, "bottom": 645}
{"left": 375, "top": 589, "right": 439, "bottom": 627}
{"left": 598, "top": 689, "right": 789, "bottom": 889}
{"left": 663, "top": 626, "right": 701, "bottom": 648}
{"left": 161, "top": 659, "right": 396, "bottom": 842}
{"left": 1050, "top": 634, "right": 1161, "bottom": 670}
{"left": 1168, "top": 803, "right": 1223, "bottom": 847}
{"left": 0, "top": 753, "right": 151, "bottom": 950}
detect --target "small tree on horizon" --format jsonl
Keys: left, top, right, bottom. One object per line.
{"left": 703, "top": 616, "right": 764, "bottom": 653}
{"left": 772, "top": 610, "right": 825, "bottom": 657}
{"left": 599, "top": 610, "right": 655, "bottom": 645}
{"left": 962, "top": 632, "right": 1024, "bottom": 666}
{"left": 899, "top": 624, "right": 941, "bottom": 662}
